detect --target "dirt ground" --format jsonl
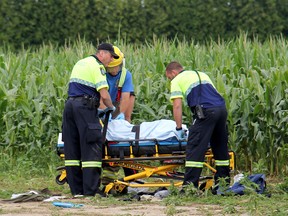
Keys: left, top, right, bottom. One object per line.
{"left": 0, "top": 197, "right": 229, "bottom": 216}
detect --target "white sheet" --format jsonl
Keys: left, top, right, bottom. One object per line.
{"left": 106, "top": 119, "right": 188, "bottom": 141}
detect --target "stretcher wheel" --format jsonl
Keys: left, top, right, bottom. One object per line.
{"left": 199, "top": 178, "right": 214, "bottom": 191}
{"left": 55, "top": 174, "right": 66, "bottom": 185}
{"left": 199, "top": 182, "right": 207, "bottom": 191}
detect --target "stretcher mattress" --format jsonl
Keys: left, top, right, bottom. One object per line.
{"left": 57, "top": 119, "right": 188, "bottom": 158}
{"left": 106, "top": 139, "right": 187, "bottom": 158}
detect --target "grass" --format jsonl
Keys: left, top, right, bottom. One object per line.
{"left": 0, "top": 164, "right": 287, "bottom": 215}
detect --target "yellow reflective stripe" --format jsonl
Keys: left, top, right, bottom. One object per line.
{"left": 215, "top": 160, "right": 230, "bottom": 166}
{"left": 65, "top": 160, "right": 81, "bottom": 166}
{"left": 82, "top": 161, "right": 102, "bottom": 168}
{"left": 118, "top": 67, "right": 127, "bottom": 87}
{"left": 185, "top": 161, "right": 204, "bottom": 168}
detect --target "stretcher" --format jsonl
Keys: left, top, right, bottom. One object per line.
{"left": 56, "top": 118, "right": 236, "bottom": 195}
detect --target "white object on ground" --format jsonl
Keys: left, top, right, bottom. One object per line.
{"left": 127, "top": 181, "right": 149, "bottom": 194}
{"left": 11, "top": 191, "right": 39, "bottom": 199}
{"left": 154, "top": 190, "right": 170, "bottom": 199}
{"left": 233, "top": 173, "right": 244, "bottom": 183}
{"left": 43, "top": 196, "right": 67, "bottom": 202}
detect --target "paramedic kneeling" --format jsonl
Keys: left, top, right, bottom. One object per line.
{"left": 62, "top": 43, "right": 118, "bottom": 196}
{"left": 165, "top": 61, "right": 230, "bottom": 190}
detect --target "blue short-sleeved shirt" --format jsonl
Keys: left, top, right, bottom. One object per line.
{"left": 106, "top": 68, "right": 134, "bottom": 102}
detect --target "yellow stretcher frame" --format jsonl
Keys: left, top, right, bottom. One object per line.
{"left": 56, "top": 147, "right": 235, "bottom": 195}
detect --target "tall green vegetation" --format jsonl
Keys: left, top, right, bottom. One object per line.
{"left": 0, "top": 34, "right": 287, "bottom": 176}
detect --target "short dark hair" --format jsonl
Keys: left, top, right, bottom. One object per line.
{"left": 166, "top": 61, "right": 183, "bottom": 72}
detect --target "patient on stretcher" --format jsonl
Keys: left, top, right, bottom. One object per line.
{"left": 57, "top": 119, "right": 187, "bottom": 146}
{"left": 103, "top": 119, "right": 188, "bottom": 158}
{"left": 106, "top": 119, "right": 188, "bottom": 141}
{"left": 57, "top": 119, "right": 188, "bottom": 158}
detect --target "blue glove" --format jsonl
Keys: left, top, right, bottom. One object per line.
{"left": 175, "top": 127, "right": 186, "bottom": 141}
{"left": 114, "top": 112, "right": 125, "bottom": 120}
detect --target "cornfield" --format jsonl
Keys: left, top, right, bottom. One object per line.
{"left": 0, "top": 34, "right": 287, "bottom": 175}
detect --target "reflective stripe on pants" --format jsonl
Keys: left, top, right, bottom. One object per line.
{"left": 185, "top": 161, "right": 204, "bottom": 168}
{"left": 82, "top": 161, "right": 102, "bottom": 168}
{"left": 65, "top": 160, "right": 81, "bottom": 166}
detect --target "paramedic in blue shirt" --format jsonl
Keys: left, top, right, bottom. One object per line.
{"left": 100, "top": 46, "right": 136, "bottom": 185}
{"left": 102, "top": 46, "right": 135, "bottom": 122}
{"left": 165, "top": 61, "right": 230, "bottom": 191}
{"left": 62, "top": 43, "right": 118, "bottom": 197}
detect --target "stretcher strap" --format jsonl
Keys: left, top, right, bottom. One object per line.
{"left": 132, "top": 125, "right": 140, "bottom": 156}
{"left": 119, "top": 147, "right": 124, "bottom": 160}
{"left": 179, "top": 141, "right": 183, "bottom": 151}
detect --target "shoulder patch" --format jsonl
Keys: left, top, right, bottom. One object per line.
{"left": 100, "top": 68, "right": 106, "bottom": 76}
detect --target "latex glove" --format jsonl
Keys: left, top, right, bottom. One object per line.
{"left": 98, "top": 106, "right": 115, "bottom": 119}
{"left": 110, "top": 106, "right": 116, "bottom": 113}
{"left": 114, "top": 112, "right": 125, "bottom": 120}
{"left": 98, "top": 108, "right": 105, "bottom": 118}
{"left": 175, "top": 127, "right": 187, "bottom": 141}
{"left": 107, "top": 106, "right": 115, "bottom": 122}
{"left": 98, "top": 110, "right": 112, "bottom": 122}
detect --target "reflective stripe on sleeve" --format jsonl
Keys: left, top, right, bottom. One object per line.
{"left": 185, "top": 161, "right": 204, "bottom": 168}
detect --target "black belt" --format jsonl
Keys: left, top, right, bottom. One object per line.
{"left": 68, "top": 96, "right": 100, "bottom": 109}
{"left": 190, "top": 106, "right": 197, "bottom": 114}
{"left": 68, "top": 97, "right": 85, "bottom": 101}
{"left": 190, "top": 106, "right": 208, "bottom": 114}
{"left": 68, "top": 95, "right": 94, "bottom": 100}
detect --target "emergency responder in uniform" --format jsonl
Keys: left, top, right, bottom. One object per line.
{"left": 100, "top": 46, "right": 136, "bottom": 189}
{"left": 165, "top": 61, "right": 230, "bottom": 191}
{"left": 103, "top": 46, "right": 135, "bottom": 122}
{"left": 62, "top": 43, "right": 119, "bottom": 196}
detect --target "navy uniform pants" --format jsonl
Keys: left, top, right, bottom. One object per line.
{"left": 184, "top": 106, "right": 230, "bottom": 188}
{"left": 62, "top": 97, "right": 102, "bottom": 196}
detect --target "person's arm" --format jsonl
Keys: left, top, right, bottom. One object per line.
{"left": 119, "top": 92, "right": 130, "bottom": 113}
{"left": 116, "top": 71, "right": 134, "bottom": 121}
{"left": 99, "top": 88, "right": 114, "bottom": 108}
{"left": 98, "top": 98, "right": 106, "bottom": 109}
{"left": 172, "top": 98, "right": 182, "bottom": 128}
{"left": 124, "top": 94, "right": 135, "bottom": 123}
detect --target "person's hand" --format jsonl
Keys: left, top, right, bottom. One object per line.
{"left": 111, "top": 106, "right": 116, "bottom": 113}
{"left": 98, "top": 108, "right": 105, "bottom": 118}
{"left": 114, "top": 112, "right": 125, "bottom": 120}
{"left": 98, "top": 107, "right": 114, "bottom": 122}
{"left": 175, "top": 127, "right": 187, "bottom": 141}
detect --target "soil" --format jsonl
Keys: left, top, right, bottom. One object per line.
{"left": 0, "top": 197, "right": 225, "bottom": 216}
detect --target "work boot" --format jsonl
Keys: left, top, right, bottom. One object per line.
{"left": 95, "top": 189, "right": 108, "bottom": 198}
